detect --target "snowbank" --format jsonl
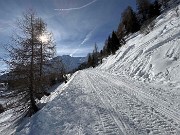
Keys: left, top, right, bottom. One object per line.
{"left": 98, "top": 4, "right": 180, "bottom": 86}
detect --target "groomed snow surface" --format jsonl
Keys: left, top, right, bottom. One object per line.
{"left": 1, "top": 1, "right": 180, "bottom": 135}
{"left": 16, "top": 70, "right": 180, "bottom": 135}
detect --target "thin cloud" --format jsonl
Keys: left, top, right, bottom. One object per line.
{"left": 81, "top": 30, "right": 93, "bottom": 45}
{"left": 0, "top": 20, "right": 17, "bottom": 33}
{"left": 70, "top": 27, "right": 96, "bottom": 57}
{"left": 54, "top": 0, "right": 98, "bottom": 11}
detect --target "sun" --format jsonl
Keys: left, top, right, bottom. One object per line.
{"left": 39, "top": 35, "right": 48, "bottom": 43}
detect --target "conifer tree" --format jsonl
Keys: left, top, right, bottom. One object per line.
{"left": 121, "top": 6, "right": 140, "bottom": 33}
{"left": 107, "top": 36, "right": 112, "bottom": 54}
{"left": 92, "top": 43, "right": 99, "bottom": 66}
{"left": 87, "top": 54, "right": 93, "bottom": 67}
{"left": 149, "top": 0, "right": 161, "bottom": 17}
{"left": 117, "top": 23, "right": 126, "bottom": 44}
{"left": 136, "top": 0, "right": 151, "bottom": 23}
{"left": 111, "top": 31, "right": 120, "bottom": 52}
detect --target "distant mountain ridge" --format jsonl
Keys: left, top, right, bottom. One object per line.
{"left": 51, "top": 55, "right": 87, "bottom": 72}
{"left": 0, "top": 55, "right": 87, "bottom": 82}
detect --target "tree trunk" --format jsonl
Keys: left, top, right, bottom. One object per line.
{"left": 39, "top": 19, "right": 47, "bottom": 95}
{"left": 29, "top": 15, "right": 38, "bottom": 116}
{"left": 30, "top": 92, "right": 38, "bottom": 115}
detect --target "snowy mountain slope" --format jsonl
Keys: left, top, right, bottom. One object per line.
{"left": 0, "top": 55, "right": 86, "bottom": 82}
{"left": 98, "top": 3, "right": 180, "bottom": 86}
{"left": 50, "top": 55, "right": 87, "bottom": 72}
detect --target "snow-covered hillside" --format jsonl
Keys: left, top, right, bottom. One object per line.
{"left": 99, "top": 3, "right": 180, "bottom": 86}
{"left": 1, "top": 1, "right": 180, "bottom": 135}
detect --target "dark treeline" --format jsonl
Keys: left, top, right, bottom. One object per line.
{"left": 80, "top": 0, "right": 169, "bottom": 69}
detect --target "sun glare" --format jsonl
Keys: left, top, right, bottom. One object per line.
{"left": 39, "top": 35, "right": 48, "bottom": 43}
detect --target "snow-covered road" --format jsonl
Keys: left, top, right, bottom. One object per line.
{"left": 16, "top": 69, "right": 180, "bottom": 135}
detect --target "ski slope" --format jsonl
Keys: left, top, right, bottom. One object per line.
{"left": 16, "top": 70, "right": 180, "bottom": 135}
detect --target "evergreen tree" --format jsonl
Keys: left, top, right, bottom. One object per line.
{"left": 147, "top": 0, "right": 161, "bottom": 18}
{"left": 152, "top": 0, "right": 161, "bottom": 16}
{"left": 105, "top": 32, "right": 120, "bottom": 55}
{"left": 121, "top": 6, "right": 140, "bottom": 33}
{"left": 136, "top": 0, "right": 151, "bottom": 23}
{"left": 107, "top": 36, "right": 112, "bottom": 54}
{"left": 159, "top": 0, "right": 170, "bottom": 9}
{"left": 117, "top": 23, "right": 126, "bottom": 44}
{"left": 102, "top": 39, "right": 109, "bottom": 57}
{"left": 99, "top": 50, "right": 103, "bottom": 64}
{"left": 87, "top": 54, "right": 93, "bottom": 67}
{"left": 111, "top": 31, "right": 120, "bottom": 51}
{"left": 87, "top": 43, "right": 99, "bottom": 68}
{"left": 93, "top": 43, "right": 99, "bottom": 66}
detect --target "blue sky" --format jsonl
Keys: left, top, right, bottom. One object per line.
{"left": 0, "top": 0, "right": 136, "bottom": 71}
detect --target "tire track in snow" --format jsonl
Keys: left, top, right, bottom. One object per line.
{"left": 83, "top": 72, "right": 137, "bottom": 135}
{"left": 94, "top": 70, "right": 180, "bottom": 124}
{"left": 85, "top": 71, "right": 148, "bottom": 135}
{"left": 82, "top": 71, "right": 127, "bottom": 135}
{"left": 85, "top": 70, "right": 180, "bottom": 135}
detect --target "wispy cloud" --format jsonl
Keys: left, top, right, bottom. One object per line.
{"left": 70, "top": 27, "right": 96, "bottom": 56}
{"left": 0, "top": 20, "right": 17, "bottom": 33}
{"left": 54, "top": 0, "right": 98, "bottom": 11}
